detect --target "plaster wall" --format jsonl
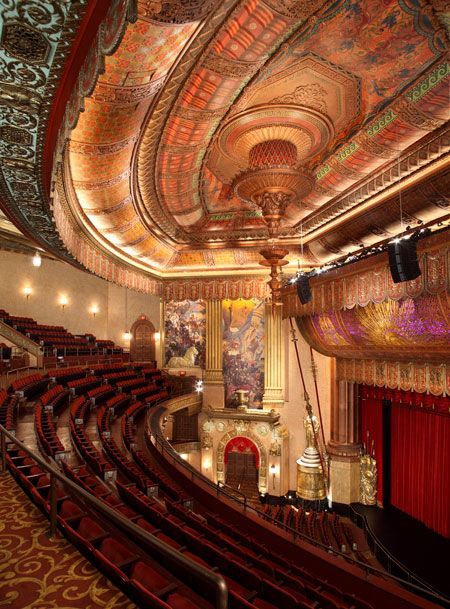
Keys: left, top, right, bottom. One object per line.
{"left": 0, "top": 250, "right": 160, "bottom": 349}
{"left": 280, "top": 318, "right": 332, "bottom": 492}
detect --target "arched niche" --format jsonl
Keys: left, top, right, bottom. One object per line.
{"left": 130, "top": 315, "right": 155, "bottom": 362}
{"left": 217, "top": 430, "right": 267, "bottom": 493}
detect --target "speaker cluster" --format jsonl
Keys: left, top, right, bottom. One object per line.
{"left": 387, "top": 238, "right": 421, "bottom": 283}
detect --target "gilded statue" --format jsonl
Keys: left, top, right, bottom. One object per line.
{"left": 305, "top": 413, "right": 320, "bottom": 447}
{"left": 360, "top": 454, "right": 377, "bottom": 505}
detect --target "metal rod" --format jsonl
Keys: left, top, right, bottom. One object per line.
{"left": 289, "top": 318, "right": 328, "bottom": 495}
{"left": 49, "top": 472, "right": 57, "bottom": 538}
{"left": 0, "top": 431, "right": 6, "bottom": 472}
{"left": 309, "top": 346, "right": 327, "bottom": 450}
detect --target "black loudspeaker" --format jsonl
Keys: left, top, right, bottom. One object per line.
{"left": 296, "top": 275, "right": 312, "bottom": 304}
{"left": 388, "top": 239, "right": 421, "bottom": 283}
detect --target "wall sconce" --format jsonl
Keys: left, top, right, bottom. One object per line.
{"left": 180, "top": 453, "right": 188, "bottom": 461}
{"left": 195, "top": 380, "right": 203, "bottom": 393}
{"left": 270, "top": 464, "right": 277, "bottom": 490}
{"left": 90, "top": 304, "right": 99, "bottom": 318}
{"left": 32, "top": 251, "right": 42, "bottom": 267}
{"left": 154, "top": 331, "right": 161, "bottom": 341}
{"left": 203, "top": 457, "right": 211, "bottom": 472}
{"left": 123, "top": 330, "right": 131, "bottom": 341}
{"left": 23, "top": 286, "right": 33, "bottom": 300}
{"left": 59, "top": 295, "right": 68, "bottom": 310}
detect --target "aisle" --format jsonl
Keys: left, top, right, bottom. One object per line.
{"left": 0, "top": 470, "right": 136, "bottom": 609}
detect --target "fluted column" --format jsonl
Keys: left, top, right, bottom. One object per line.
{"left": 203, "top": 300, "right": 224, "bottom": 408}
{"left": 262, "top": 303, "right": 284, "bottom": 408}
{"left": 328, "top": 365, "right": 362, "bottom": 504}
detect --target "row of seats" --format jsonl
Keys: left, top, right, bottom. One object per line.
{"left": 0, "top": 309, "right": 123, "bottom": 355}
{"left": 117, "top": 377, "right": 148, "bottom": 391}
{"left": 11, "top": 373, "right": 49, "bottom": 398}
{"left": 40, "top": 384, "right": 70, "bottom": 409}
{"left": 262, "top": 505, "right": 349, "bottom": 553}
{"left": 0, "top": 389, "right": 18, "bottom": 432}
{"left": 90, "top": 362, "right": 129, "bottom": 374}
{"left": 118, "top": 396, "right": 188, "bottom": 504}
{"left": 5, "top": 367, "right": 376, "bottom": 609}
{"left": 96, "top": 405, "right": 154, "bottom": 494}
{"left": 105, "top": 393, "right": 132, "bottom": 416}
{"left": 47, "top": 367, "right": 87, "bottom": 383}
{"left": 7, "top": 449, "right": 208, "bottom": 609}
{"left": 35, "top": 403, "right": 66, "bottom": 458}
{"left": 102, "top": 370, "right": 138, "bottom": 383}
{"left": 69, "top": 400, "right": 113, "bottom": 477}
{"left": 130, "top": 383, "right": 160, "bottom": 400}
{"left": 87, "top": 384, "right": 116, "bottom": 405}
{"left": 67, "top": 376, "right": 102, "bottom": 395}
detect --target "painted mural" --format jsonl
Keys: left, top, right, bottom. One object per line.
{"left": 222, "top": 299, "right": 264, "bottom": 408}
{"left": 164, "top": 300, "right": 205, "bottom": 368}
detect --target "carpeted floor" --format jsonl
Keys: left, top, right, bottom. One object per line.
{"left": 0, "top": 471, "right": 136, "bottom": 609}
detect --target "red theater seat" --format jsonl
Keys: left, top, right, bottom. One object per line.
{"left": 131, "top": 560, "right": 174, "bottom": 595}
{"left": 166, "top": 592, "right": 212, "bottom": 609}
{"left": 77, "top": 517, "right": 108, "bottom": 543}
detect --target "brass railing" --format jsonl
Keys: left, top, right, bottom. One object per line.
{"left": 0, "top": 424, "right": 228, "bottom": 609}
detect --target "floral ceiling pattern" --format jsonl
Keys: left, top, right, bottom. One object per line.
{"left": 0, "top": 0, "right": 448, "bottom": 287}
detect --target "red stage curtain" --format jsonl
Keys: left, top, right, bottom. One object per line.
{"left": 360, "top": 392, "right": 383, "bottom": 502}
{"left": 391, "top": 405, "right": 450, "bottom": 538}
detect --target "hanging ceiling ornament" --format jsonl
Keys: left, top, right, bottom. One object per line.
{"left": 232, "top": 139, "right": 314, "bottom": 304}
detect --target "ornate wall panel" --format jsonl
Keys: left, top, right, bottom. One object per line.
{"left": 162, "top": 276, "right": 269, "bottom": 301}
{"left": 336, "top": 358, "right": 450, "bottom": 396}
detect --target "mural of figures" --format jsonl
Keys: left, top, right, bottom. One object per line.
{"left": 164, "top": 300, "right": 206, "bottom": 368}
{"left": 222, "top": 299, "right": 264, "bottom": 407}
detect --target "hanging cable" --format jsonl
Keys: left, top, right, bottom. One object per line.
{"left": 309, "top": 346, "right": 327, "bottom": 450}
{"left": 289, "top": 317, "right": 328, "bottom": 495}
{"left": 398, "top": 156, "right": 404, "bottom": 232}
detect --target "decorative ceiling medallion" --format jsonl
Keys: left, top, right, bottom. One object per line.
{"left": 214, "top": 105, "right": 334, "bottom": 179}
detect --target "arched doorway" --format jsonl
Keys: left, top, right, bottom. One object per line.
{"left": 224, "top": 436, "right": 260, "bottom": 501}
{"left": 130, "top": 315, "right": 155, "bottom": 363}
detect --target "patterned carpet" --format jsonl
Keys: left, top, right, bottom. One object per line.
{"left": 0, "top": 471, "right": 136, "bottom": 609}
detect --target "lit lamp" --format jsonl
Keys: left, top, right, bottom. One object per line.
{"left": 32, "top": 251, "right": 42, "bottom": 267}
{"left": 123, "top": 330, "right": 131, "bottom": 341}
{"left": 90, "top": 304, "right": 99, "bottom": 318}
{"left": 23, "top": 286, "right": 33, "bottom": 300}
{"left": 59, "top": 295, "right": 68, "bottom": 310}
{"left": 270, "top": 464, "right": 277, "bottom": 490}
{"left": 154, "top": 331, "right": 160, "bottom": 341}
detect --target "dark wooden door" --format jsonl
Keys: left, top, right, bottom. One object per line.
{"left": 226, "top": 452, "right": 258, "bottom": 484}
{"left": 131, "top": 320, "right": 155, "bottom": 362}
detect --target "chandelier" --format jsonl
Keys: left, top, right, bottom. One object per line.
{"left": 232, "top": 139, "right": 313, "bottom": 304}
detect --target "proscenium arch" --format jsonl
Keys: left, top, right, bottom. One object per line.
{"left": 216, "top": 429, "right": 267, "bottom": 493}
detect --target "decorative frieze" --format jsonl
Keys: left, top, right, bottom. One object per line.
{"left": 336, "top": 358, "right": 449, "bottom": 396}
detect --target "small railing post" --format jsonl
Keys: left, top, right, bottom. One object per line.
{"left": 49, "top": 472, "right": 57, "bottom": 538}
{"left": 0, "top": 431, "right": 6, "bottom": 472}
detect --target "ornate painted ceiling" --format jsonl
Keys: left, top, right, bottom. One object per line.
{"left": 0, "top": 0, "right": 449, "bottom": 287}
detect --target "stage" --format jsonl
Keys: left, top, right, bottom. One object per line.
{"left": 351, "top": 503, "right": 450, "bottom": 602}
